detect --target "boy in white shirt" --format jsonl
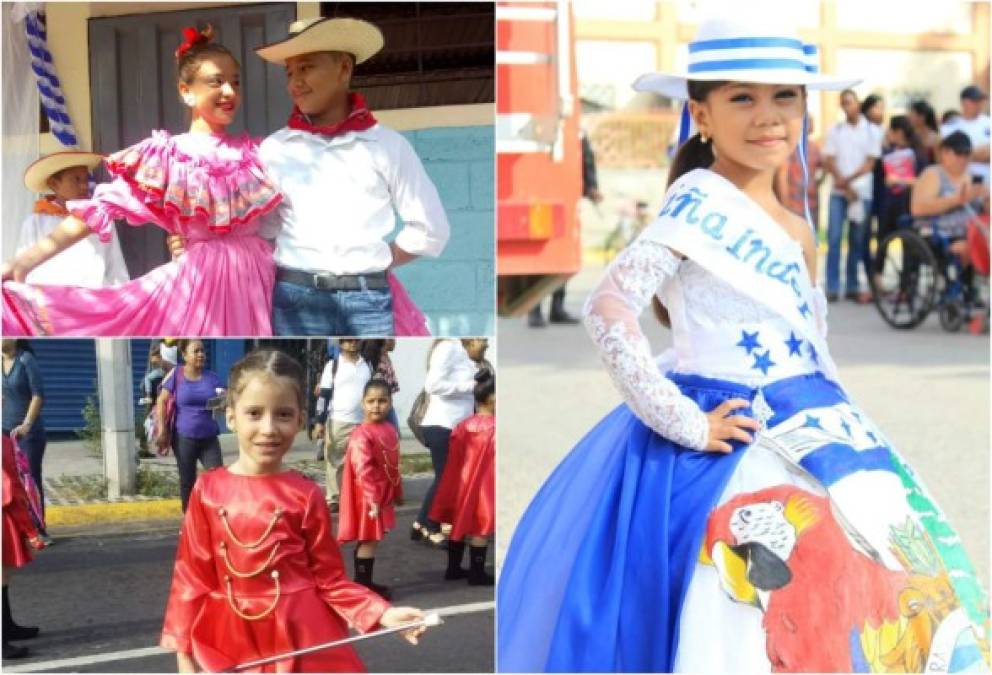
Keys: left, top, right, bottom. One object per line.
{"left": 17, "top": 153, "right": 129, "bottom": 288}
{"left": 255, "top": 18, "right": 450, "bottom": 336}
{"left": 313, "top": 339, "right": 372, "bottom": 508}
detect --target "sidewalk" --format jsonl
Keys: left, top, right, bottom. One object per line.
{"left": 40, "top": 432, "right": 431, "bottom": 530}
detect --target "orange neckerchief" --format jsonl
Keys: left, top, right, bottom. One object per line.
{"left": 32, "top": 198, "right": 69, "bottom": 217}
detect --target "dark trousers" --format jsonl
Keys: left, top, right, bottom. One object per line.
{"left": 418, "top": 425, "right": 452, "bottom": 532}
{"left": 4, "top": 429, "right": 46, "bottom": 528}
{"left": 174, "top": 434, "right": 223, "bottom": 511}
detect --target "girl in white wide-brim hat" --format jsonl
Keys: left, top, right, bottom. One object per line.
{"left": 498, "top": 15, "right": 989, "bottom": 673}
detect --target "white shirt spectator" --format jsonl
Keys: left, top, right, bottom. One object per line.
{"left": 941, "top": 113, "right": 991, "bottom": 184}
{"left": 422, "top": 340, "right": 476, "bottom": 429}
{"left": 258, "top": 124, "right": 450, "bottom": 275}
{"left": 823, "top": 115, "right": 883, "bottom": 200}
{"left": 17, "top": 212, "right": 129, "bottom": 287}
{"left": 321, "top": 356, "right": 372, "bottom": 425}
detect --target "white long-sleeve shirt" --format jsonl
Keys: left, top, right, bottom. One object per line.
{"left": 422, "top": 340, "right": 477, "bottom": 429}
{"left": 258, "top": 124, "right": 450, "bottom": 275}
{"left": 17, "top": 212, "right": 129, "bottom": 287}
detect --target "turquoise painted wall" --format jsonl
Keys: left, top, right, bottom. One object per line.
{"left": 392, "top": 125, "right": 494, "bottom": 337}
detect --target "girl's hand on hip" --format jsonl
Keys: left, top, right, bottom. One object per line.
{"left": 703, "top": 398, "right": 760, "bottom": 454}
{"left": 380, "top": 607, "right": 427, "bottom": 645}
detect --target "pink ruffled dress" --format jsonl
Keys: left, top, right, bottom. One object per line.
{"left": 3, "top": 131, "right": 280, "bottom": 336}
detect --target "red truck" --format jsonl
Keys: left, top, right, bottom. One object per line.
{"left": 496, "top": 0, "right": 583, "bottom": 316}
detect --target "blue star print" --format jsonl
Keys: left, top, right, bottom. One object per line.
{"left": 752, "top": 349, "right": 776, "bottom": 375}
{"left": 798, "top": 302, "right": 811, "bottom": 318}
{"left": 851, "top": 412, "right": 862, "bottom": 423}
{"left": 785, "top": 332, "right": 803, "bottom": 357}
{"left": 807, "top": 343, "right": 819, "bottom": 364}
{"left": 866, "top": 430, "right": 877, "bottom": 444}
{"left": 737, "top": 330, "right": 762, "bottom": 354}
{"left": 840, "top": 420, "right": 853, "bottom": 437}
{"left": 803, "top": 414, "right": 823, "bottom": 429}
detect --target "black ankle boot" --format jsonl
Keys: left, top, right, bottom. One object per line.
{"left": 467, "top": 545, "right": 494, "bottom": 586}
{"left": 445, "top": 540, "right": 467, "bottom": 580}
{"left": 2, "top": 640, "right": 29, "bottom": 659}
{"left": 527, "top": 305, "right": 546, "bottom": 328}
{"left": 2, "top": 586, "right": 39, "bottom": 641}
{"left": 354, "top": 553, "right": 392, "bottom": 600}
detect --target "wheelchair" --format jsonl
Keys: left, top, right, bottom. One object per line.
{"left": 871, "top": 214, "right": 987, "bottom": 331}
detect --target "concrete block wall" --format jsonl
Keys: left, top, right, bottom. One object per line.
{"left": 393, "top": 125, "right": 494, "bottom": 337}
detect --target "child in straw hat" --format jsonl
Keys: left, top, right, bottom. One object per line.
{"left": 16, "top": 152, "right": 128, "bottom": 288}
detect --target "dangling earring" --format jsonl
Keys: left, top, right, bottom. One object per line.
{"left": 700, "top": 132, "right": 710, "bottom": 144}
{"left": 184, "top": 94, "right": 196, "bottom": 107}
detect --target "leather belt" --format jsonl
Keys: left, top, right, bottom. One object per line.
{"left": 276, "top": 267, "right": 390, "bottom": 291}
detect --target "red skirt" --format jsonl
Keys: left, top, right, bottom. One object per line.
{"left": 172, "top": 587, "right": 366, "bottom": 673}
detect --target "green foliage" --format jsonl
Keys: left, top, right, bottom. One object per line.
{"left": 135, "top": 465, "right": 180, "bottom": 499}
{"left": 77, "top": 395, "right": 103, "bottom": 458}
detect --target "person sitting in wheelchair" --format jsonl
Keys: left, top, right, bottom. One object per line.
{"left": 910, "top": 131, "right": 989, "bottom": 268}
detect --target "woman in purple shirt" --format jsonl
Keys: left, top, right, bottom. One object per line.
{"left": 155, "top": 339, "right": 224, "bottom": 511}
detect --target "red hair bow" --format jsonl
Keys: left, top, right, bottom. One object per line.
{"left": 175, "top": 25, "right": 212, "bottom": 60}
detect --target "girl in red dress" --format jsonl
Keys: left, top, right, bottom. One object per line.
{"left": 430, "top": 370, "right": 495, "bottom": 586}
{"left": 337, "top": 380, "right": 402, "bottom": 600}
{"left": 2, "top": 435, "right": 45, "bottom": 659}
{"left": 160, "top": 349, "right": 425, "bottom": 673}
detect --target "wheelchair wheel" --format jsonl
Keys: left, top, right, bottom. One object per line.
{"left": 872, "top": 229, "right": 939, "bottom": 329}
{"left": 938, "top": 299, "right": 967, "bottom": 332}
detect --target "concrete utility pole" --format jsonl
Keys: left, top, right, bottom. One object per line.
{"left": 96, "top": 339, "right": 135, "bottom": 498}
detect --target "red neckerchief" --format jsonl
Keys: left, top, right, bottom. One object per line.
{"left": 33, "top": 197, "right": 69, "bottom": 217}
{"left": 287, "top": 92, "right": 377, "bottom": 138}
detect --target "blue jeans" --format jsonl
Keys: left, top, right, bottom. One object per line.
{"left": 417, "top": 425, "right": 451, "bottom": 532}
{"left": 271, "top": 280, "right": 394, "bottom": 336}
{"left": 826, "top": 194, "right": 872, "bottom": 295}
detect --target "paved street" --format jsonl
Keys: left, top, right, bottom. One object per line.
{"left": 497, "top": 261, "right": 991, "bottom": 590}
{"left": 2, "top": 483, "right": 494, "bottom": 673}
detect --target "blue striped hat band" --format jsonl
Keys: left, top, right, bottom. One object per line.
{"left": 687, "top": 35, "right": 820, "bottom": 76}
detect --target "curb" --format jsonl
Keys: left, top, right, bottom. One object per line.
{"left": 46, "top": 499, "right": 182, "bottom": 528}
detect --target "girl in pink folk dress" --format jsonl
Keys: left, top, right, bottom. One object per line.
{"left": 2, "top": 26, "right": 280, "bottom": 337}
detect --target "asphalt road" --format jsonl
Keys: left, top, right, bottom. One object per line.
{"left": 497, "top": 262, "right": 991, "bottom": 590}
{"left": 3, "top": 480, "right": 493, "bottom": 673}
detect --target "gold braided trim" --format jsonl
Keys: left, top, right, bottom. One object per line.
{"left": 218, "top": 507, "right": 282, "bottom": 549}
{"left": 220, "top": 541, "right": 280, "bottom": 578}
{"left": 224, "top": 571, "right": 280, "bottom": 621}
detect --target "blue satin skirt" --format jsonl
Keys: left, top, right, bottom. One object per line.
{"left": 498, "top": 372, "right": 779, "bottom": 672}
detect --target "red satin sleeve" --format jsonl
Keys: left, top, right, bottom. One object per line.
{"left": 302, "top": 482, "right": 390, "bottom": 632}
{"left": 160, "top": 481, "right": 217, "bottom": 654}
{"left": 349, "top": 431, "right": 387, "bottom": 506}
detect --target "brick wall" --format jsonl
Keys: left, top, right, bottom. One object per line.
{"left": 393, "top": 125, "right": 494, "bottom": 337}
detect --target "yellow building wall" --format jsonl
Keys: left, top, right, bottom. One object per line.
{"left": 39, "top": 1, "right": 491, "bottom": 155}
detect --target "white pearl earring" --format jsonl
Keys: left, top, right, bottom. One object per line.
{"left": 184, "top": 94, "right": 195, "bottom": 107}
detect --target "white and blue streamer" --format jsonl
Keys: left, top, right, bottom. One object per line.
{"left": 25, "top": 11, "right": 79, "bottom": 148}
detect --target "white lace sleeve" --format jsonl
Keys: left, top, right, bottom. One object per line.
{"left": 812, "top": 287, "right": 829, "bottom": 339}
{"left": 582, "top": 239, "right": 709, "bottom": 450}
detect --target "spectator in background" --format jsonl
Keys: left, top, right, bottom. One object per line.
{"left": 823, "top": 89, "right": 882, "bottom": 303}
{"left": 156, "top": 339, "right": 224, "bottom": 512}
{"left": 912, "top": 132, "right": 989, "bottom": 266}
{"left": 872, "top": 115, "right": 930, "bottom": 281}
{"left": 777, "top": 115, "right": 824, "bottom": 230}
{"left": 940, "top": 86, "right": 990, "bottom": 185}
{"left": 942, "top": 110, "right": 961, "bottom": 126}
{"left": 529, "top": 133, "right": 603, "bottom": 328}
{"left": 862, "top": 95, "right": 887, "bottom": 282}
{"left": 139, "top": 343, "right": 172, "bottom": 457}
{"left": 412, "top": 339, "right": 478, "bottom": 547}
{"left": 313, "top": 339, "right": 371, "bottom": 510}
{"left": 462, "top": 337, "right": 492, "bottom": 378}
{"left": 908, "top": 99, "right": 940, "bottom": 164}
{"left": 1, "top": 339, "right": 48, "bottom": 542}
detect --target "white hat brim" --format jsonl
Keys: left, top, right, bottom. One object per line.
{"left": 24, "top": 152, "right": 103, "bottom": 193}
{"left": 633, "top": 70, "right": 861, "bottom": 99}
{"left": 255, "top": 18, "right": 383, "bottom": 65}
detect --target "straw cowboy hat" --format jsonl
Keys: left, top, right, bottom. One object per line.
{"left": 24, "top": 151, "right": 102, "bottom": 193}
{"left": 633, "top": 16, "right": 860, "bottom": 99}
{"left": 255, "top": 17, "right": 384, "bottom": 66}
